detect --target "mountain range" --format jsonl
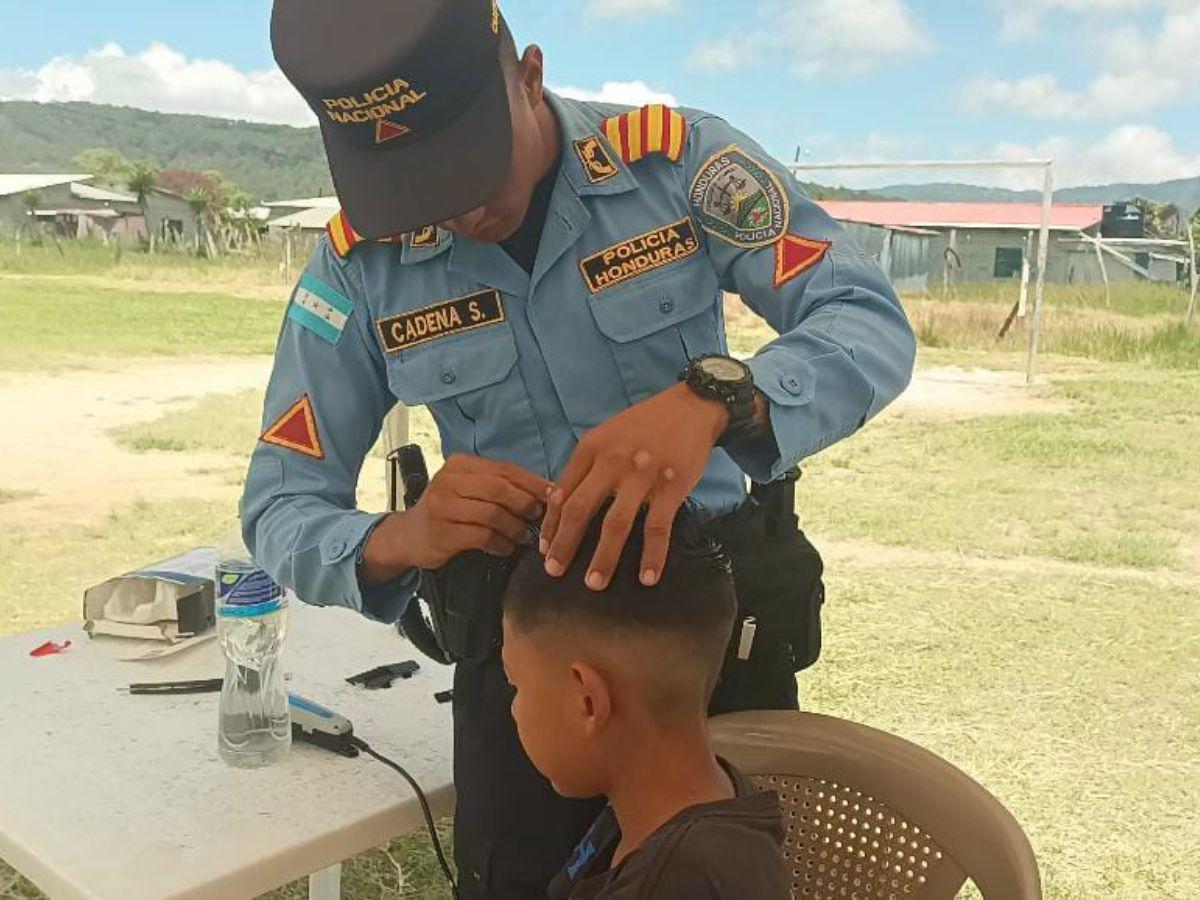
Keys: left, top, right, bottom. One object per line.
{"left": 1, "top": 100, "right": 1197, "bottom": 214}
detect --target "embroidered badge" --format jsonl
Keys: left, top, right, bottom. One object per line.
{"left": 377, "top": 289, "right": 505, "bottom": 353}
{"left": 375, "top": 119, "right": 412, "bottom": 144}
{"left": 689, "top": 145, "right": 789, "bottom": 249}
{"left": 288, "top": 274, "right": 354, "bottom": 345}
{"left": 321, "top": 76, "right": 426, "bottom": 148}
{"left": 602, "top": 105, "right": 688, "bottom": 164}
{"left": 573, "top": 136, "right": 619, "bottom": 185}
{"left": 774, "top": 234, "right": 832, "bottom": 288}
{"left": 410, "top": 225, "right": 440, "bottom": 249}
{"left": 579, "top": 219, "right": 701, "bottom": 294}
{"left": 261, "top": 394, "right": 325, "bottom": 460}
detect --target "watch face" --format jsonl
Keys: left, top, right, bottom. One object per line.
{"left": 699, "top": 356, "right": 748, "bottom": 382}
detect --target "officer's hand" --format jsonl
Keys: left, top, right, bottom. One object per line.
{"left": 362, "top": 454, "right": 549, "bottom": 582}
{"left": 540, "top": 383, "right": 728, "bottom": 591}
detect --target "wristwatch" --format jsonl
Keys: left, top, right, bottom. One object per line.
{"left": 680, "top": 355, "right": 759, "bottom": 448}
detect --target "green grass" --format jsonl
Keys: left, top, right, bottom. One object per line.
{"left": 0, "top": 236, "right": 292, "bottom": 284}
{"left": 0, "top": 278, "right": 284, "bottom": 369}
{"left": 923, "top": 280, "right": 1193, "bottom": 319}
{"left": 807, "top": 559, "right": 1200, "bottom": 900}
{"left": 798, "top": 365, "right": 1198, "bottom": 570}
{"left": 3, "top": 261, "right": 1200, "bottom": 898}
{"left": 111, "top": 389, "right": 267, "bottom": 456}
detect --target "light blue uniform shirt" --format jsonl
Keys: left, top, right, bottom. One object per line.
{"left": 241, "top": 94, "right": 916, "bottom": 623}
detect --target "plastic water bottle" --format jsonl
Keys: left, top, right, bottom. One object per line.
{"left": 216, "top": 533, "right": 291, "bottom": 768}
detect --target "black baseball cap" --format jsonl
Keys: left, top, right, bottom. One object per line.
{"left": 272, "top": 0, "right": 513, "bottom": 239}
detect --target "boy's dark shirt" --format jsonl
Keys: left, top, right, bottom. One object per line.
{"left": 549, "top": 759, "right": 789, "bottom": 900}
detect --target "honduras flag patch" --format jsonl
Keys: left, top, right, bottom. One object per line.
{"left": 288, "top": 274, "right": 354, "bottom": 345}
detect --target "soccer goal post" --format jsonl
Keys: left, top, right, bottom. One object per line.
{"left": 789, "top": 158, "right": 1055, "bottom": 385}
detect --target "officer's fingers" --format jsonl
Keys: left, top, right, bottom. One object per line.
{"left": 492, "top": 461, "right": 553, "bottom": 505}
{"left": 442, "top": 496, "right": 530, "bottom": 546}
{"left": 544, "top": 463, "right": 619, "bottom": 578}
{"left": 540, "top": 445, "right": 596, "bottom": 553}
{"left": 457, "top": 455, "right": 551, "bottom": 503}
{"left": 455, "top": 474, "right": 545, "bottom": 522}
{"left": 583, "top": 480, "right": 654, "bottom": 591}
{"left": 639, "top": 490, "right": 687, "bottom": 587}
{"left": 452, "top": 523, "right": 517, "bottom": 558}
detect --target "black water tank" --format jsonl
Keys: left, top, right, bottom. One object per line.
{"left": 1102, "top": 203, "right": 1145, "bottom": 238}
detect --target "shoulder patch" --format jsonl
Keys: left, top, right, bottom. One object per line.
{"left": 325, "top": 211, "right": 404, "bottom": 259}
{"left": 573, "top": 135, "right": 620, "bottom": 184}
{"left": 775, "top": 234, "right": 832, "bottom": 288}
{"left": 288, "top": 273, "right": 354, "bottom": 345}
{"left": 261, "top": 394, "right": 325, "bottom": 460}
{"left": 689, "top": 145, "right": 790, "bottom": 249}
{"left": 601, "top": 105, "right": 688, "bottom": 165}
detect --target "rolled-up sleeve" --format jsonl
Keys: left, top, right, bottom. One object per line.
{"left": 682, "top": 115, "right": 916, "bottom": 483}
{"left": 240, "top": 238, "right": 419, "bottom": 623}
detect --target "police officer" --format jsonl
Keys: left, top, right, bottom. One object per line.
{"left": 254, "top": 1, "right": 916, "bottom": 897}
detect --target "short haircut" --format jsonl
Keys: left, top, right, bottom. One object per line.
{"left": 503, "top": 506, "right": 738, "bottom": 714}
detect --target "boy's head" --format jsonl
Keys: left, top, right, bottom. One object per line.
{"left": 502, "top": 507, "right": 737, "bottom": 799}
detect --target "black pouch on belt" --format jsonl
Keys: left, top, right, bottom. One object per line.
{"left": 419, "top": 551, "right": 517, "bottom": 664}
{"left": 703, "top": 470, "right": 825, "bottom": 673}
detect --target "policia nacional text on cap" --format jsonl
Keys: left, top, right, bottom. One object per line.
{"left": 258, "top": 0, "right": 917, "bottom": 896}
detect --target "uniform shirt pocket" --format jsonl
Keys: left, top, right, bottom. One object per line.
{"left": 586, "top": 260, "right": 723, "bottom": 403}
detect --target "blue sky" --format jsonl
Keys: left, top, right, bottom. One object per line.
{"left": 2, "top": 0, "right": 1198, "bottom": 189}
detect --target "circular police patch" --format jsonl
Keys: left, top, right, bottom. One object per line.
{"left": 689, "top": 145, "right": 790, "bottom": 248}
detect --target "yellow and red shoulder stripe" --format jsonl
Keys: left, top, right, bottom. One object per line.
{"left": 601, "top": 105, "right": 688, "bottom": 165}
{"left": 325, "top": 211, "right": 403, "bottom": 259}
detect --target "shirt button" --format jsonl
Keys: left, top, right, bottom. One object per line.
{"left": 659, "top": 299, "right": 675, "bottom": 314}
{"left": 442, "top": 371, "right": 457, "bottom": 385}
{"left": 329, "top": 540, "right": 346, "bottom": 557}
{"left": 781, "top": 374, "right": 805, "bottom": 396}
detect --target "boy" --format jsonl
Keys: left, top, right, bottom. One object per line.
{"left": 501, "top": 509, "right": 789, "bottom": 899}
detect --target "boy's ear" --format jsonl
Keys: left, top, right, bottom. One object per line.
{"left": 570, "top": 661, "right": 611, "bottom": 736}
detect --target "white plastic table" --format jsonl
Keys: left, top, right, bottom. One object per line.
{"left": 0, "top": 603, "right": 455, "bottom": 900}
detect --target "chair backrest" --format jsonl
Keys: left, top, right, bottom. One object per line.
{"left": 709, "top": 711, "right": 1041, "bottom": 900}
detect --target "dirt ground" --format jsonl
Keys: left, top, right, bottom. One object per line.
{"left": 0, "top": 357, "right": 271, "bottom": 527}
{"left": 1, "top": 358, "right": 1057, "bottom": 531}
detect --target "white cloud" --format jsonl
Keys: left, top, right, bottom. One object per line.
{"left": 994, "top": 0, "right": 1163, "bottom": 41}
{"left": 990, "top": 125, "right": 1200, "bottom": 188}
{"left": 584, "top": 0, "right": 679, "bottom": 20}
{"left": 552, "top": 80, "right": 678, "bottom": 107}
{"left": 688, "top": 0, "right": 931, "bottom": 80}
{"left": 0, "top": 42, "right": 313, "bottom": 126}
{"left": 961, "top": 4, "right": 1200, "bottom": 119}
{"left": 783, "top": 126, "right": 1199, "bottom": 191}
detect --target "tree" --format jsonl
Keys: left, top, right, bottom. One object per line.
{"left": 20, "top": 189, "right": 42, "bottom": 216}
{"left": 73, "top": 148, "right": 134, "bottom": 185}
{"left": 126, "top": 162, "right": 160, "bottom": 251}
{"left": 184, "top": 187, "right": 211, "bottom": 255}
{"left": 1130, "top": 197, "right": 1182, "bottom": 238}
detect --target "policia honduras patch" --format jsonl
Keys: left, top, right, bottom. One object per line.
{"left": 377, "top": 289, "right": 505, "bottom": 353}
{"left": 580, "top": 219, "right": 700, "bottom": 294}
{"left": 689, "top": 145, "right": 790, "bottom": 249}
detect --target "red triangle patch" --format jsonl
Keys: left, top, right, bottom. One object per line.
{"left": 775, "top": 234, "right": 832, "bottom": 289}
{"left": 375, "top": 119, "right": 411, "bottom": 145}
{"left": 261, "top": 394, "right": 325, "bottom": 460}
